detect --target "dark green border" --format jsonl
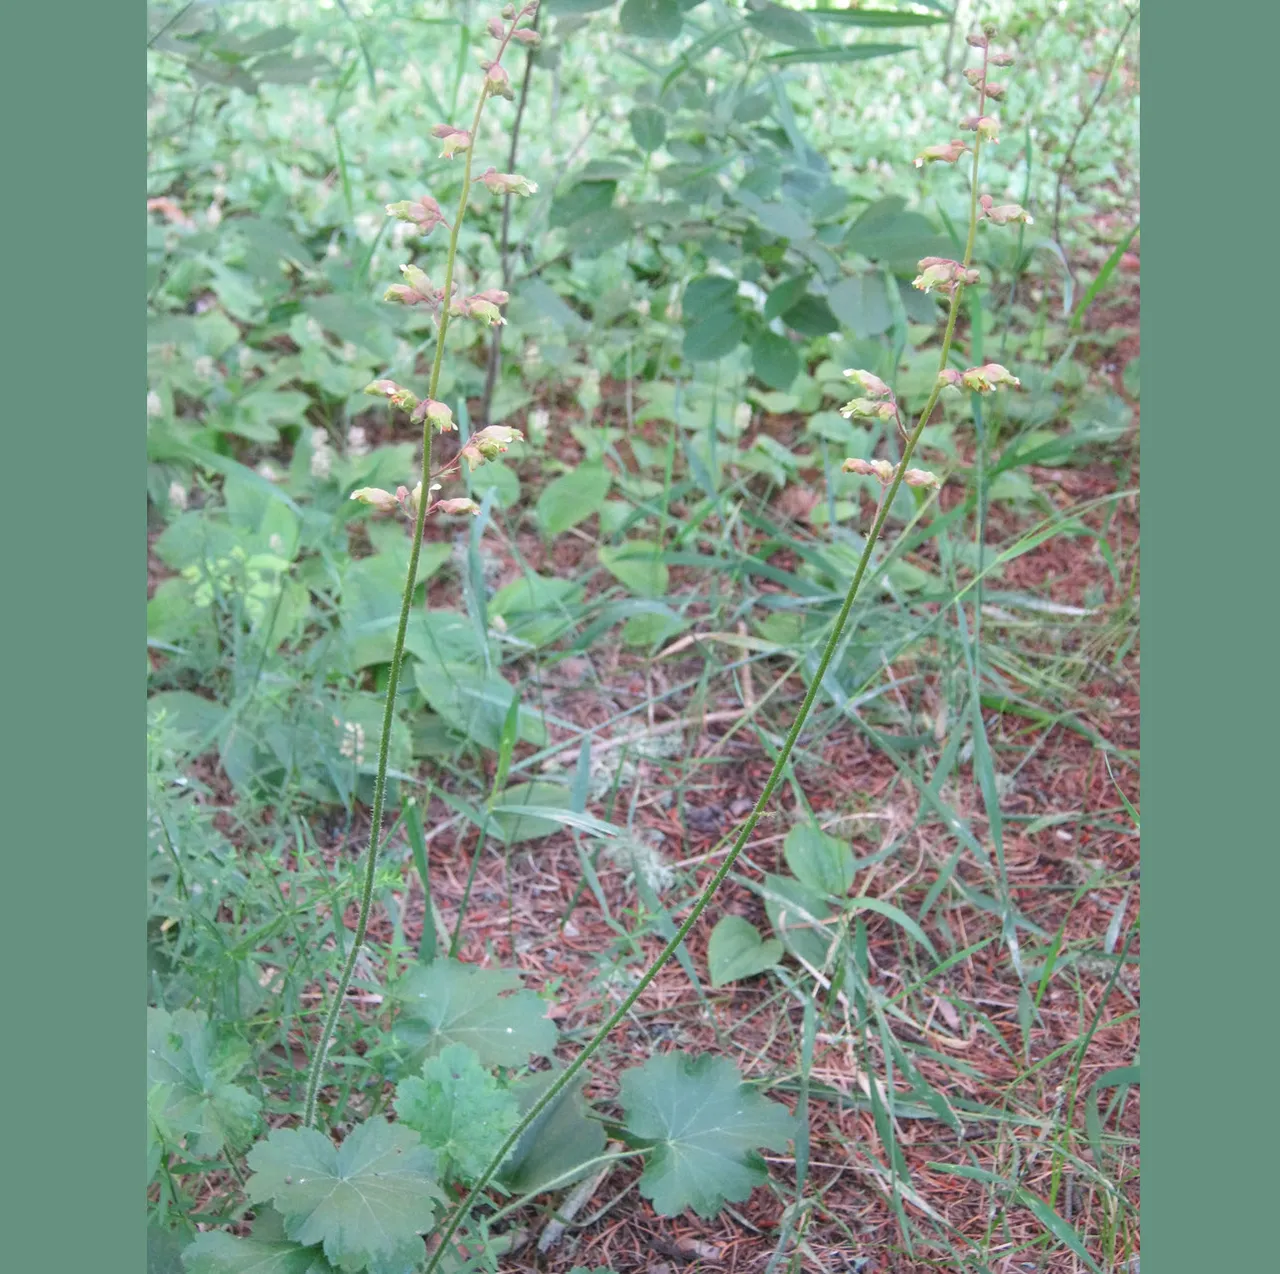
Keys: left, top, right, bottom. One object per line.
{"left": 4, "top": 5, "right": 137, "bottom": 1272}
{"left": 1144, "top": 5, "right": 1277, "bottom": 1271}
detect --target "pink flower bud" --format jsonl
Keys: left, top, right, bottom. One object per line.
{"left": 843, "top": 369, "right": 893, "bottom": 398}
{"left": 979, "top": 194, "right": 1034, "bottom": 226}
{"left": 487, "top": 16, "right": 505, "bottom": 38}
{"left": 485, "top": 62, "right": 510, "bottom": 94}
{"left": 385, "top": 195, "right": 448, "bottom": 236}
{"left": 976, "top": 116, "right": 1000, "bottom": 143}
{"left": 350, "top": 487, "right": 399, "bottom": 513}
{"left": 511, "top": 28, "right": 541, "bottom": 47}
{"left": 384, "top": 263, "right": 440, "bottom": 307}
{"left": 961, "top": 363, "right": 1022, "bottom": 393}
{"left": 983, "top": 22, "right": 998, "bottom": 38}
{"left": 842, "top": 458, "right": 896, "bottom": 484}
{"left": 904, "top": 468, "right": 942, "bottom": 489}
{"left": 364, "top": 379, "right": 421, "bottom": 413}
{"left": 476, "top": 167, "right": 538, "bottom": 196}
{"left": 841, "top": 397, "right": 897, "bottom": 422}
{"left": 937, "top": 369, "right": 964, "bottom": 391}
{"left": 501, "top": 3, "right": 517, "bottom": 16}
{"left": 458, "top": 424, "right": 524, "bottom": 470}
{"left": 990, "top": 51, "right": 1015, "bottom": 67}
{"left": 434, "top": 497, "right": 481, "bottom": 516}
{"left": 912, "top": 258, "right": 979, "bottom": 295}
{"left": 959, "top": 115, "right": 981, "bottom": 131}
{"left": 963, "top": 68, "right": 984, "bottom": 88}
{"left": 451, "top": 289, "right": 510, "bottom": 326}
{"left": 914, "top": 140, "right": 970, "bottom": 168}
{"left": 431, "top": 124, "right": 472, "bottom": 159}
{"left": 966, "top": 32, "right": 988, "bottom": 49}
{"left": 983, "top": 82, "right": 1007, "bottom": 101}
{"left": 410, "top": 399, "right": 457, "bottom": 433}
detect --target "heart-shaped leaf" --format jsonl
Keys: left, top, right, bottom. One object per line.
{"left": 784, "top": 823, "right": 855, "bottom": 897}
{"left": 707, "top": 915, "right": 783, "bottom": 987}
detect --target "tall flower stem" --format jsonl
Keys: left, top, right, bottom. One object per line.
{"left": 301, "top": 36, "right": 511, "bottom": 1129}
{"left": 425, "top": 101, "right": 991, "bottom": 1274}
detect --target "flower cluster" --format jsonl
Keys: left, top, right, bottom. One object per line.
{"left": 913, "top": 258, "right": 981, "bottom": 296}
{"left": 938, "top": 364, "right": 1022, "bottom": 394}
{"left": 838, "top": 369, "right": 939, "bottom": 489}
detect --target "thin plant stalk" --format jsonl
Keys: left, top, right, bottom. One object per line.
{"left": 424, "top": 90, "right": 995, "bottom": 1274}
{"left": 301, "top": 62, "right": 504, "bottom": 1130}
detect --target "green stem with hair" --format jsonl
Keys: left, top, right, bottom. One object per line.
{"left": 301, "top": 55, "right": 504, "bottom": 1130}
{"left": 423, "top": 86, "right": 992, "bottom": 1274}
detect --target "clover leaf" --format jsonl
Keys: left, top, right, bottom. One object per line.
{"left": 389, "top": 958, "right": 557, "bottom": 1071}
{"left": 393, "top": 1043, "right": 519, "bottom": 1182}
{"left": 618, "top": 1052, "right": 795, "bottom": 1218}
{"left": 246, "top": 1118, "right": 442, "bottom": 1274}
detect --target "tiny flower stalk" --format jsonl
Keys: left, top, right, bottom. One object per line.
{"left": 424, "top": 20, "right": 1023, "bottom": 1272}
{"left": 301, "top": 4, "right": 536, "bottom": 1133}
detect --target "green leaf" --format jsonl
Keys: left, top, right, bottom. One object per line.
{"left": 683, "top": 306, "right": 745, "bottom": 360}
{"left": 182, "top": 1230, "right": 335, "bottom": 1274}
{"left": 707, "top": 915, "right": 783, "bottom": 987}
{"left": 394, "top": 1044, "right": 519, "bottom": 1182}
{"left": 629, "top": 105, "right": 667, "bottom": 153}
{"left": 488, "top": 778, "right": 576, "bottom": 842}
{"left": 746, "top": 3, "right": 815, "bottom": 47}
{"left": 598, "top": 539, "right": 668, "bottom": 597}
{"left": 780, "top": 294, "right": 840, "bottom": 337}
{"left": 619, "top": 1052, "right": 795, "bottom": 1218}
{"left": 619, "top": 0, "right": 683, "bottom": 40}
{"left": 750, "top": 330, "right": 801, "bottom": 391}
{"left": 807, "top": 8, "right": 951, "bottom": 28}
{"left": 549, "top": 180, "right": 617, "bottom": 230}
{"left": 761, "top": 872, "right": 837, "bottom": 968}
{"left": 147, "top": 1008, "right": 260, "bottom": 1157}
{"left": 246, "top": 1119, "right": 442, "bottom": 1274}
{"left": 683, "top": 274, "right": 738, "bottom": 313}
{"left": 845, "top": 197, "right": 951, "bottom": 273}
{"left": 537, "top": 462, "right": 612, "bottom": 535}
{"left": 490, "top": 573, "right": 583, "bottom": 618}
{"left": 784, "top": 823, "right": 854, "bottom": 897}
{"left": 412, "top": 660, "right": 546, "bottom": 751}
{"left": 765, "top": 43, "right": 912, "bottom": 66}
{"left": 827, "top": 272, "right": 893, "bottom": 337}
{"left": 498, "top": 1067, "right": 606, "bottom": 1195}
{"left": 390, "top": 959, "right": 557, "bottom": 1069}
{"left": 763, "top": 273, "right": 812, "bottom": 322}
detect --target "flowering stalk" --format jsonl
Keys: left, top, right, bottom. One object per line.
{"left": 301, "top": 4, "right": 539, "bottom": 1131}
{"left": 424, "top": 20, "right": 1025, "bottom": 1268}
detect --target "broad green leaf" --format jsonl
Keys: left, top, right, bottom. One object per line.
{"left": 845, "top": 197, "right": 951, "bottom": 273}
{"left": 745, "top": 3, "right": 814, "bottom": 47}
{"left": 619, "top": 0, "right": 683, "bottom": 40}
{"left": 598, "top": 539, "right": 668, "bottom": 597}
{"left": 683, "top": 274, "right": 738, "bottom": 313}
{"left": 412, "top": 660, "right": 546, "bottom": 751}
{"left": 683, "top": 308, "right": 745, "bottom": 360}
{"left": 784, "top": 823, "right": 855, "bottom": 897}
{"left": 750, "top": 330, "right": 801, "bottom": 391}
{"left": 490, "top": 779, "right": 592, "bottom": 843}
{"left": 489, "top": 573, "right": 583, "bottom": 617}
{"left": 707, "top": 915, "right": 783, "bottom": 987}
{"left": 761, "top": 872, "right": 837, "bottom": 968}
{"left": 147, "top": 1008, "right": 260, "bottom": 1157}
{"left": 618, "top": 1052, "right": 795, "bottom": 1218}
{"left": 246, "top": 1119, "right": 442, "bottom": 1274}
{"left": 537, "top": 463, "right": 612, "bottom": 535}
{"left": 780, "top": 294, "right": 840, "bottom": 336}
{"left": 148, "top": 690, "right": 225, "bottom": 751}
{"left": 629, "top": 105, "right": 667, "bottom": 153}
{"left": 390, "top": 959, "right": 557, "bottom": 1069}
{"left": 182, "top": 1230, "right": 335, "bottom": 1274}
{"left": 763, "top": 273, "right": 812, "bottom": 321}
{"left": 394, "top": 1044, "right": 519, "bottom": 1182}
{"left": 498, "top": 1067, "right": 606, "bottom": 1195}
{"left": 827, "top": 273, "right": 893, "bottom": 337}
{"left": 549, "top": 180, "right": 617, "bottom": 230}
{"left": 622, "top": 606, "right": 688, "bottom": 648}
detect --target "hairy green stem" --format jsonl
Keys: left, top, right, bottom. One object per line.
{"left": 425, "top": 121, "right": 989, "bottom": 1266}
{"left": 301, "top": 61, "right": 500, "bottom": 1130}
